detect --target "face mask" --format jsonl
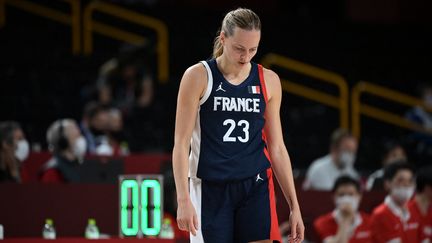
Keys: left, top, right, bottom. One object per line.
{"left": 335, "top": 195, "right": 360, "bottom": 212}
{"left": 339, "top": 151, "right": 356, "bottom": 168}
{"left": 73, "top": 136, "right": 87, "bottom": 160}
{"left": 15, "top": 139, "right": 30, "bottom": 162}
{"left": 391, "top": 186, "right": 415, "bottom": 203}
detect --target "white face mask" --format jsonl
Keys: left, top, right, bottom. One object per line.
{"left": 335, "top": 195, "right": 360, "bottom": 212}
{"left": 339, "top": 151, "right": 356, "bottom": 168}
{"left": 15, "top": 139, "right": 30, "bottom": 162}
{"left": 73, "top": 136, "right": 87, "bottom": 161}
{"left": 391, "top": 186, "right": 415, "bottom": 203}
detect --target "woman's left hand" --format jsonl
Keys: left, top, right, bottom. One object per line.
{"left": 288, "top": 207, "right": 305, "bottom": 243}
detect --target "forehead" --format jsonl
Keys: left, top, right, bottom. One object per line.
{"left": 335, "top": 184, "right": 359, "bottom": 194}
{"left": 228, "top": 27, "right": 260, "bottom": 47}
{"left": 339, "top": 137, "right": 357, "bottom": 148}
{"left": 393, "top": 169, "right": 413, "bottom": 181}
{"left": 13, "top": 128, "right": 24, "bottom": 140}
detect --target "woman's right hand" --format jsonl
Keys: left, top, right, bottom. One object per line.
{"left": 177, "top": 198, "right": 199, "bottom": 236}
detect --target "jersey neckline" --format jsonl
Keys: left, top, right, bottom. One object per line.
{"left": 210, "top": 59, "right": 257, "bottom": 88}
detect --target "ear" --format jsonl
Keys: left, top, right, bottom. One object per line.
{"left": 220, "top": 31, "right": 226, "bottom": 45}
{"left": 384, "top": 180, "right": 391, "bottom": 191}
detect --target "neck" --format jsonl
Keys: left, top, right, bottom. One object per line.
{"left": 331, "top": 153, "right": 343, "bottom": 169}
{"left": 415, "top": 193, "right": 430, "bottom": 215}
{"left": 0, "top": 150, "right": 19, "bottom": 178}
{"left": 216, "top": 55, "right": 250, "bottom": 78}
{"left": 391, "top": 195, "right": 408, "bottom": 208}
{"left": 60, "top": 150, "right": 76, "bottom": 162}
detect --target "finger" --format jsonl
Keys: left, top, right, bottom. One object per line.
{"left": 189, "top": 218, "right": 197, "bottom": 236}
{"left": 193, "top": 213, "right": 199, "bottom": 230}
{"left": 299, "top": 224, "right": 305, "bottom": 241}
{"left": 291, "top": 223, "right": 297, "bottom": 243}
{"left": 177, "top": 220, "right": 186, "bottom": 231}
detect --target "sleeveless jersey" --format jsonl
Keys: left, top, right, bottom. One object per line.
{"left": 189, "top": 59, "right": 271, "bottom": 181}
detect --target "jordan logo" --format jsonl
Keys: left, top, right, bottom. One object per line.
{"left": 216, "top": 82, "right": 226, "bottom": 92}
{"left": 256, "top": 173, "right": 264, "bottom": 182}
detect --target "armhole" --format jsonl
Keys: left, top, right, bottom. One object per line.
{"left": 199, "top": 61, "right": 213, "bottom": 105}
{"left": 258, "top": 64, "right": 269, "bottom": 104}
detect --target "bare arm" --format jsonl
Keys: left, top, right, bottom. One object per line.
{"left": 172, "top": 63, "right": 207, "bottom": 235}
{"left": 263, "top": 68, "right": 304, "bottom": 242}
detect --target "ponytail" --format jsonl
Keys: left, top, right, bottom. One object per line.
{"left": 212, "top": 34, "right": 223, "bottom": 58}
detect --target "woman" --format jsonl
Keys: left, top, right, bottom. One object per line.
{"left": 173, "top": 8, "right": 304, "bottom": 243}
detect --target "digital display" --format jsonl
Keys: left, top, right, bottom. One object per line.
{"left": 119, "top": 175, "right": 164, "bottom": 238}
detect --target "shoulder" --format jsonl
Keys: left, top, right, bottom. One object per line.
{"left": 261, "top": 67, "right": 281, "bottom": 91}
{"left": 309, "top": 155, "right": 332, "bottom": 171}
{"left": 40, "top": 168, "right": 64, "bottom": 183}
{"left": 182, "top": 63, "right": 207, "bottom": 84}
{"left": 179, "top": 62, "right": 208, "bottom": 97}
{"left": 314, "top": 213, "right": 337, "bottom": 239}
{"left": 360, "top": 212, "right": 372, "bottom": 222}
{"left": 314, "top": 213, "right": 334, "bottom": 227}
{"left": 371, "top": 203, "right": 389, "bottom": 218}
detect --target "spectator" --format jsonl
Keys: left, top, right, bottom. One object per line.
{"left": 366, "top": 141, "right": 407, "bottom": 191}
{"left": 405, "top": 83, "right": 432, "bottom": 160}
{"left": 80, "top": 102, "right": 110, "bottom": 154}
{"left": 313, "top": 176, "right": 371, "bottom": 243}
{"left": 40, "top": 119, "right": 86, "bottom": 183}
{"left": 303, "top": 128, "right": 359, "bottom": 191}
{"left": 95, "top": 45, "right": 154, "bottom": 113}
{"left": 0, "top": 121, "right": 29, "bottom": 182}
{"left": 107, "top": 107, "right": 129, "bottom": 156}
{"left": 125, "top": 77, "right": 168, "bottom": 152}
{"left": 406, "top": 83, "right": 432, "bottom": 132}
{"left": 408, "top": 166, "right": 432, "bottom": 242}
{"left": 370, "top": 161, "right": 419, "bottom": 242}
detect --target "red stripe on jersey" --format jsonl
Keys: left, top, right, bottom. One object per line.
{"left": 258, "top": 64, "right": 268, "bottom": 104}
{"left": 267, "top": 168, "right": 281, "bottom": 242}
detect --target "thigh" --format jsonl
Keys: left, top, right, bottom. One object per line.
{"left": 235, "top": 169, "right": 281, "bottom": 243}
{"left": 200, "top": 180, "right": 235, "bottom": 243}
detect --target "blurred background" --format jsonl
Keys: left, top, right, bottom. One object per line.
{"left": 0, "top": 0, "right": 431, "bottom": 242}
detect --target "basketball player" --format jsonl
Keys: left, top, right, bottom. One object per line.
{"left": 173, "top": 8, "right": 304, "bottom": 243}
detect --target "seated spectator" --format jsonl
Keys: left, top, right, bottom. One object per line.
{"left": 0, "top": 121, "right": 29, "bottom": 182}
{"left": 370, "top": 161, "right": 419, "bottom": 242}
{"left": 408, "top": 166, "right": 432, "bottom": 242}
{"left": 40, "top": 119, "right": 87, "bottom": 183}
{"left": 80, "top": 102, "right": 110, "bottom": 154}
{"left": 366, "top": 141, "right": 407, "bottom": 191}
{"left": 313, "top": 176, "right": 371, "bottom": 243}
{"left": 303, "top": 128, "right": 359, "bottom": 191}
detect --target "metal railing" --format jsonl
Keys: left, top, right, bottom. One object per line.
{"left": 0, "top": 0, "right": 80, "bottom": 54}
{"left": 83, "top": 1, "right": 169, "bottom": 82}
{"left": 261, "top": 53, "right": 349, "bottom": 129}
{"left": 351, "top": 81, "right": 432, "bottom": 138}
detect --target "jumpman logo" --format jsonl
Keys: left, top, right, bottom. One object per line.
{"left": 256, "top": 173, "right": 264, "bottom": 182}
{"left": 216, "top": 82, "right": 226, "bottom": 92}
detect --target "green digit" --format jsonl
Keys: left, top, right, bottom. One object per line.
{"left": 121, "top": 180, "right": 139, "bottom": 236}
{"left": 141, "top": 179, "right": 161, "bottom": 236}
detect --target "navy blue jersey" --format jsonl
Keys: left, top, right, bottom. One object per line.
{"left": 189, "top": 59, "right": 271, "bottom": 181}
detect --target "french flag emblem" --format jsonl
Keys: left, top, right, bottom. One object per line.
{"left": 248, "top": 86, "right": 260, "bottom": 94}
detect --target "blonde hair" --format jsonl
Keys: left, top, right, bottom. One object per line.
{"left": 213, "top": 8, "right": 261, "bottom": 58}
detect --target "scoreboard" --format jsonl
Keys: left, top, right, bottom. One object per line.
{"left": 119, "top": 175, "right": 164, "bottom": 238}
